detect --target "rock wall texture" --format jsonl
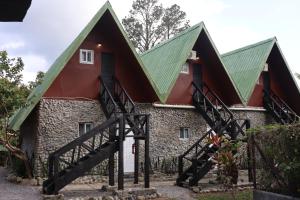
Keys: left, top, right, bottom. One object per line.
{"left": 20, "top": 98, "right": 276, "bottom": 177}
{"left": 34, "top": 98, "right": 106, "bottom": 177}
{"left": 136, "top": 104, "right": 208, "bottom": 158}
{"left": 231, "top": 109, "right": 275, "bottom": 128}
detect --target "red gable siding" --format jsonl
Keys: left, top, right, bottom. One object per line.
{"left": 44, "top": 12, "right": 157, "bottom": 103}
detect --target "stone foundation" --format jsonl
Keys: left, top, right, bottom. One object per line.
{"left": 32, "top": 98, "right": 106, "bottom": 177}
{"left": 20, "top": 99, "right": 275, "bottom": 177}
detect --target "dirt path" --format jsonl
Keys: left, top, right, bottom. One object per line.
{"left": 0, "top": 167, "right": 41, "bottom": 200}
{"left": 0, "top": 167, "right": 196, "bottom": 200}
{"left": 151, "top": 181, "right": 196, "bottom": 200}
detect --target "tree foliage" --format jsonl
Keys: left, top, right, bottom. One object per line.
{"left": 0, "top": 50, "right": 44, "bottom": 178}
{"left": 28, "top": 71, "right": 45, "bottom": 90}
{"left": 0, "top": 51, "right": 30, "bottom": 119}
{"left": 122, "top": 0, "right": 189, "bottom": 52}
{"left": 296, "top": 72, "right": 300, "bottom": 80}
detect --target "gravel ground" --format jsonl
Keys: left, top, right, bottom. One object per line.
{"left": 0, "top": 167, "right": 41, "bottom": 200}
{"left": 151, "top": 181, "right": 196, "bottom": 200}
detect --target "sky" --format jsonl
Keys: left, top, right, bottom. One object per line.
{"left": 0, "top": 0, "right": 299, "bottom": 85}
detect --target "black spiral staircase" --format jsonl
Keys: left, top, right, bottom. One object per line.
{"left": 263, "top": 90, "right": 299, "bottom": 124}
{"left": 43, "top": 77, "right": 150, "bottom": 194}
{"left": 176, "top": 82, "right": 249, "bottom": 187}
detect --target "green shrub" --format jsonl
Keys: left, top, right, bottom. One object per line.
{"left": 249, "top": 123, "right": 300, "bottom": 196}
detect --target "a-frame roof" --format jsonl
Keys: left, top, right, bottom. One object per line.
{"left": 140, "top": 22, "right": 242, "bottom": 103}
{"left": 221, "top": 37, "right": 300, "bottom": 104}
{"left": 9, "top": 1, "right": 158, "bottom": 131}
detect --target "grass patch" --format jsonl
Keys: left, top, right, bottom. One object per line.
{"left": 197, "top": 190, "right": 252, "bottom": 200}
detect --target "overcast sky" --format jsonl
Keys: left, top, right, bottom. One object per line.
{"left": 0, "top": 0, "right": 299, "bottom": 85}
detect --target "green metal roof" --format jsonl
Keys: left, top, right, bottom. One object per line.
{"left": 8, "top": 1, "right": 158, "bottom": 131}
{"left": 140, "top": 22, "right": 242, "bottom": 103}
{"left": 221, "top": 38, "right": 276, "bottom": 103}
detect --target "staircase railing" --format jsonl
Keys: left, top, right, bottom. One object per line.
{"left": 263, "top": 90, "right": 298, "bottom": 124}
{"left": 99, "top": 76, "right": 119, "bottom": 118}
{"left": 178, "top": 125, "right": 220, "bottom": 177}
{"left": 123, "top": 113, "right": 149, "bottom": 139}
{"left": 47, "top": 117, "right": 120, "bottom": 181}
{"left": 114, "top": 77, "right": 136, "bottom": 114}
{"left": 177, "top": 119, "right": 249, "bottom": 186}
{"left": 192, "top": 82, "right": 233, "bottom": 127}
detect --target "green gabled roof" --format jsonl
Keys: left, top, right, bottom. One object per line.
{"left": 140, "top": 22, "right": 242, "bottom": 103}
{"left": 221, "top": 38, "right": 276, "bottom": 103}
{"left": 8, "top": 1, "right": 158, "bottom": 131}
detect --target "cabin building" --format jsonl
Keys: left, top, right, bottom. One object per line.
{"left": 222, "top": 38, "right": 300, "bottom": 124}
{"left": 9, "top": 2, "right": 158, "bottom": 177}
{"left": 7, "top": 2, "right": 299, "bottom": 190}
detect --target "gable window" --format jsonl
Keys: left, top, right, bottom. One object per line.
{"left": 180, "top": 62, "right": 189, "bottom": 74}
{"left": 79, "top": 122, "right": 93, "bottom": 136}
{"left": 80, "top": 49, "right": 94, "bottom": 64}
{"left": 179, "top": 127, "right": 190, "bottom": 139}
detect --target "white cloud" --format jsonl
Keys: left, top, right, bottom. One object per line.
{"left": 208, "top": 25, "right": 262, "bottom": 54}
{"left": 0, "top": 41, "right": 25, "bottom": 50}
{"left": 21, "top": 54, "right": 48, "bottom": 83}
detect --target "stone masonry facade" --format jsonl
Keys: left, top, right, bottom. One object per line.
{"left": 20, "top": 98, "right": 275, "bottom": 177}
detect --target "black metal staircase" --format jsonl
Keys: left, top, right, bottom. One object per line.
{"left": 43, "top": 76, "right": 150, "bottom": 194}
{"left": 43, "top": 117, "right": 123, "bottom": 194}
{"left": 176, "top": 82, "right": 249, "bottom": 187}
{"left": 263, "top": 90, "right": 299, "bottom": 124}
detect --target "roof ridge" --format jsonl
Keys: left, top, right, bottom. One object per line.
{"left": 141, "top": 22, "right": 204, "bottom": 56}
{"left": 221, "top": 37, "right": 276, "bottom": 57}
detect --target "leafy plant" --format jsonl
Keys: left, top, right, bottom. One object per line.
{"left": 250, "top": 123, "right": 300, "bottom": 196}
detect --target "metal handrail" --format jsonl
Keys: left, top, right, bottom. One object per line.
{"left": 113, "top": 77, "right": 136, "bottom": 114}
{"left": 192, "top": 82, "right": 234, "bottom": 124}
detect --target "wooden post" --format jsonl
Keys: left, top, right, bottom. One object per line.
{"left": 108, "top": 126, "right": 115, "bottom": 186}
{"left": 178, "top": 155, "right": 183, "bottom": 177}
{"left": 251, "top": 134, "right": 257, "bottom": 189}
{"left": 245, "top": 119, "right": 253, "bottom": 182}
{"left": 118, "top": 117, "right": 124, "bottom": 190}
{"left": 134, "top": 139, "right": 139, "bottom": 184}
{"left": 144, "top": 115, "right": 150, "bottom": 188}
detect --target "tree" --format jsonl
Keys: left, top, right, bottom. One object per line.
{"left": 296, "top": 73, "right": 300, "bottom": 79}
{"left": 0, "top": 50, "right": 32, "bottom": 178}
{"left": 162, "top": 4, "right": 190, "bottom": 40}
{"left": 28, "top": 71, "right": 45, "bottom": 90}
{"left": 122, "top": 0, "right": 190, "bottom": 52}
{"left": 0, "top": 51, "right": 30, "bottom": 118}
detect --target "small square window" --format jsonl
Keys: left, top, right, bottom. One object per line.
{"left": 179, "top": 127, "right": 190, "bottom": 139}
{"left": 180, "top": 62, "right": 189, "bottom": 74}
{"left": 79, "top": 122, "right": 93, "bottom": 136}
{"left": 80, "top": 49, "right": 94, "bottom": 64}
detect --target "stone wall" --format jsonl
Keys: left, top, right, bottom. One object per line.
{"left": 137, "top": 104, "right": 208, "bottom": 158}
{"left": 34, "top": 98, "right": 106, "bottom": 177}
{"left": 20, "top": 98, "right": 276, "bottom": 177}
{"left": 231, "top": 109, "right": 275, "bottom": 128}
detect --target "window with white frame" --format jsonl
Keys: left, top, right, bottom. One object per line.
{"left": 79, "top": 122, "right": 93, "bottom": 136}
{"left": 180, "top": 62, "right": 189, "bottom": 74}
{"left": 79, "top": 49, "right": 94, "bottom": 64}
{"left": 179, "top": 127, "right": 190, "bottom": 139}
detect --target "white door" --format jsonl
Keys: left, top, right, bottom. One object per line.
{"left": 124, "top": 124, "right": 135, "bottom": 172}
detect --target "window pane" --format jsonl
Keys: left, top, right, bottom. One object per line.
{"left": 85, "top": 123, "right": 92, "bottom": 133}
{"left": 79, "top": 124, "right": 84, "bottom": 136}
{"left": 82, "top": 51, "right": 87, "bottom": 61}
{"left": 87, "top": 51, "right": 91, "bottom": 62}
{"left": 180, "top": 128, "right": 184, "bottom": 138}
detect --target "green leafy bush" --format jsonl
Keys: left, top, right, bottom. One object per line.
{"left": 249, "top": 123, "right": 300, "bottom": 196}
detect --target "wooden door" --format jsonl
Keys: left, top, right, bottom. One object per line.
{"left": 101, "top": 53, "right": 115, "bottom": 94}
{"left": 193, "top": 63, "right": 202, "bottom": 89}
